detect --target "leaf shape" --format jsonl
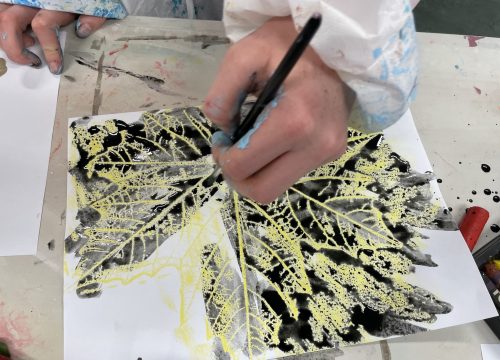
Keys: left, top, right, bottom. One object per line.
{"left": 201, "top": 241, "right": 281, "bottom": 359}
{"left": 66, "top": 108, "right": 218, "bottom": 297}
{"left": 203, "top": 130, "right": 454, "bottom": 355}
{"left": 67, "top": 106, "right": 456, "bottom": 358}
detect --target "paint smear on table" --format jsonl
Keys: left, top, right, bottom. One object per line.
{"left": 154, "top": 58, "right": 186, "bottom": 87}
{"left": 0, "top": 302, "right": 34, "bottom": 358}
{"left": 0, "top": 58, "right": 7, "bottom": 77}
{"left": 108, "top": 43, "right": 129, "bottom": 56}
{"left": 465, "top": 35, "right": 485, "bottom": 47}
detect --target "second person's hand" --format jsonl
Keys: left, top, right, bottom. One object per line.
{"left": 0, "top": 4, "right": 106, "bottom": 74}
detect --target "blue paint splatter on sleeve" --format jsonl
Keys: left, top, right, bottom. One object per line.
{"left": 355, "top": 13, "right": 418, "bottom": 132}
{"left": 372, "top": 48, "right": 383, "bottom": 59}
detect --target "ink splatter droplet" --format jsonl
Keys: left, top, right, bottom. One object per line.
{"left": 473, "top": 86, "right": 482, "bottom": 95}
{"left": 448, "top": 207, "right": 453, "bottom": 212}
{"left": 457, "top": 196, "right": 461, "bottom": 200}
{"left": 481, "top": 164, "right": 491, "bottom": 173}
{"left": 493, "top": 195, "right": 500, "bottom": 203}
{"left": 491, "top": 224, "right": 500, "bottom": 233}
{"left": 472, "top": 190, "right": 477, "bottom": 195}
{"left": 0, "top": 58, "right": 7, "bottom": 77}
{"left": 437, "top": 179, "right": 443, "bottom": 183}
{"left": 468, "top": 199, "right": 473, "bottom": 203}
{"left": 485, "top": 189, "right": 492, "bottom": 195}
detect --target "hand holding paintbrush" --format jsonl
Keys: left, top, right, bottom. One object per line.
{"left": 204, "top": 14, "right": 353, "bottom": 203}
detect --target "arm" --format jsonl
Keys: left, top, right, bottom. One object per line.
{"left": 204, "top": 1, "right": 417, "bottom": 203}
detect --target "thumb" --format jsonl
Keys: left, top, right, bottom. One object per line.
{"left": 75, "top": 15, "right": 107, "bottom": 38}
{"left": 210, "top": 131, "right": 232, "bottom": 166}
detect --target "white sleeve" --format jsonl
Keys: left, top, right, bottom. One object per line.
{"left": 223, "top": 0, "right": 418, "bottom": 132}
{"left": 121, "top": 0, "right": 223, "bottom": 19}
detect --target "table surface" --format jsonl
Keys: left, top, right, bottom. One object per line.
{"left": 0, "top": 16, "right": 498, "bottom": 360}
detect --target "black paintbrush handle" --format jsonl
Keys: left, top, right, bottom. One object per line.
{"left": 203, "top": 13, "right": 322, "bottom": 189}
{"left": 231, "top": 13, "right": 322, "bottom": 143}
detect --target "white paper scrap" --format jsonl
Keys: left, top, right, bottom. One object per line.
{"left": 481, "top": 344, "right": 500, "bottom": 360}
{"left": 0, "top": 35, "right": 64, "bottom": 256}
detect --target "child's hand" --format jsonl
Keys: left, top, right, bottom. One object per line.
{"left": 0, "top": 4, "right": 105, "bottom": 74}
{"left": 204, "top": 17, "right": 354, "bottom": 204}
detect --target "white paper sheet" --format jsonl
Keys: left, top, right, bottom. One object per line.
{"left": 0, "top": 37, "right": 63, "bottom": 256}
{"left": 481, "top": 344, "right": 500, "bottom": 360}
{"left": 64, "top": 109, "right": 498, "bottom": 360}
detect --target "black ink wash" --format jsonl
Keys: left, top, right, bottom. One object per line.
{"left": 66, "top": 107, "right": 218, "bottom": 298}
{"left": 203, "top": 128, "right": 454, "bottom": 354}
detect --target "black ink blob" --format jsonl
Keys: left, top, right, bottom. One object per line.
{"left": 493, "top": 196, "right": 500, "bottom": 203}
{"left": 491, "top": 224, "right": 500, "bottom": 233}
{"left": 484, "top": 189, "right": 492, "bottom": 195}
{"left": 472, "top": 190, "right": 477, "bottom": 195}
{"left": 437, "top": 179, "right": 443, "bottom": 184}
{"left": 468, "top": 199, "right": 473, "bottom": 203}
{"left": 481, "top": 164, "right": 491, "bottom": 173}
{"left": 47, "top": 240, "right": 55, "bottom": 251}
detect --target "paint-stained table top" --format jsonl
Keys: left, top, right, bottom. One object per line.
{"left": 0, "top": 16, "right": 498, "bottom": 360}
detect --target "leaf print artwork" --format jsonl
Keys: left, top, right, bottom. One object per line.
{"left": 64, "top": 108, "right": 496, "bottom": 360}
{"left": 66, "top": 108, "right": 217, "bottom": 298}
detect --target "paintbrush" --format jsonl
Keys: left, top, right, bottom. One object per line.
{"left": 204, "top": 12, "right": 323, "bottom": 188}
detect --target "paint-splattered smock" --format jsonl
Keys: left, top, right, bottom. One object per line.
{"left": 224, "top": 0, "right": 418, "bottom": 131}
{"left": 0, "top": 0, "right": 223, "bottom": 20}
